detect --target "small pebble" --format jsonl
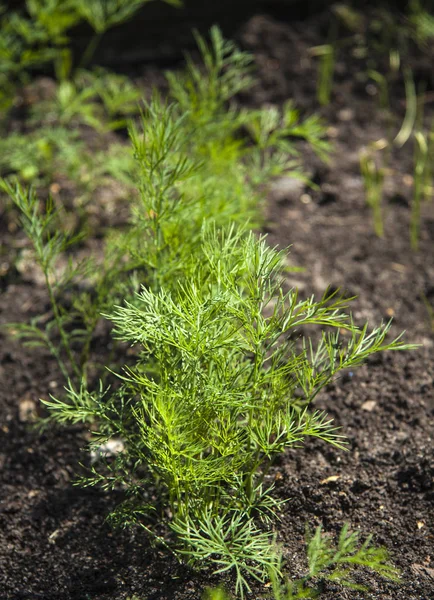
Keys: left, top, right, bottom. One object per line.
{"left": 361, "top": 400, "right": 377, "bottom": 412}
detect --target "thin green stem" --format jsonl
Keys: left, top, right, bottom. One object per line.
{"left": 44, "top": 271, "right": 82, "bottom": 382}
{"left": 80, "top": 32, "right": 103, "bottom": 69}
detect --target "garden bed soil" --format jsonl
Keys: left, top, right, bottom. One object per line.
{"left": 1, "top": 10, "right": 434, "bottom": 600}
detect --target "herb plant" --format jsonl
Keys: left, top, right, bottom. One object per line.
{"left": 267, "top": 524, "right": 399, "bottom": 599}
{"left": 43, "top": 223, "right": 411, "bottom": 596}
{"left": 206, "top": 521, "right": 400, "bottom": 599}
{"left": 3, "top": 25, "right": 413, "bottom": 598}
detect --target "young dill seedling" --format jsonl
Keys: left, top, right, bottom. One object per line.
{"left": 0, "top": 179, "right": 85, "bottom": 382}
{"left": 268, "top": 524, "right": 400, "bottom": 599}
{"left": 360, "top": 147, "right": 387, "bottom": 238}
{"left": 314, "top": 43, "right": 335, "bottom": 107}
{"left": 368, "top": 69, "right": 390, "bottom": 111}
{"left": 411, "top": 130, "right": 429, "bottom": 250}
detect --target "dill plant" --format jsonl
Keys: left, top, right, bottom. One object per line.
{"left": 206, "top": 520, "right": 402, "bottom": 600}
{"left": 45, "top": 225, "right": 411, "bottom": 596}
{"left": 266, "top": 524, "right": 400, "bottom": 599}
{"left": 3, "top": 27, "right": 412, "bottom": 597}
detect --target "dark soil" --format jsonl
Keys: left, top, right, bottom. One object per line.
{"left": 1, "top": 9, "right": 434, "bottom": 600}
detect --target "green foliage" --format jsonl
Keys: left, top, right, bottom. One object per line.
{"left": 44, "top": 223, "right": 410, "bottom": 595}
{"left": 26, "top": 0, "right": 81, "bottom": 43}
{"left": 1, "top": 179, "right": 85, "bottom": 380}
{"left": 0, "top": 124, "right": 135, "bottom": 194}
{"left": 203, "top": 588, "right": 231, "bottom": 600}
{"left": 0, "top": 127, "right": 83, "bottom": 181}
{"left": 4, "top": 28, "right": 327, "bottom": 382}
{"left": 408, "top": 0, "right": 434, "bottom": 46}
{"left": 306, "top": 524, "right": 400, "bottom": 586}
{"left": 0, "top": 0, "right": 178, "bottom": 110}
{"left": 74, "top": 0, "right": 176, "bottom": 35}
{"left": 269, "top": 524, "right": 399, "bottom": 599}
{"left": 3, "top": 27, "right": 411, "bottom": 598}
{"left": 1, "top": 177, "right": 136, "bottom": 383}
{"left": 172, "top": 509, "right": 282, "bottom": 596}
{"left": 83, "top": 68, "right": 142, "bottom": 119}
{"left": 30, "top": 68, "right": 142, "bottom": 131}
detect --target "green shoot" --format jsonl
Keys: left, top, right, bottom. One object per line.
{"left": 360, "top": 148, "right": 386, "bottom": 238}
{"left": 312, "top": 44, "right": 335, "bottom": 107}
{"left": 1, "top": 179, "right": 84, "bottom": 381}
{"left": 368, "top": 69, "right": 390, "bottom": 111}
{"left": 394, "top": 69, "right": 417, "bottom": 148}
{"left": 411, "top": 130, "right": 429, "bottom": 250}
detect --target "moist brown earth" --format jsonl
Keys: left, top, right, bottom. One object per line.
{"left": 1, "top": 10, "right": 434, "bottom": 600}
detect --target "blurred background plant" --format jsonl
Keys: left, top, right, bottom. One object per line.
{"left": 314, "top": 3, "right": 434, "bottom": 248}
{"left": 0, "top": 0, "right": 181, "bottom": 112}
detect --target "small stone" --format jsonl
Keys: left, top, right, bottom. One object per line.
{"left": 391, "top": 263, "right": 407, "bottom": 273}
{"left": 320, "top": 475, "right": 341, "bottom": 485}
{"left": 327, "top": 126, "right": 339, "bottom": 138}
{"left": 18, "top": 395, "right": 37, "bottom": 422}
{"left": 48, "top": 529, "right": 61, "bottom": 544}
{"left": 361, "top": 400, "right": 377, "bottom": 412}
{"left": 338, "top": 108, "right": 354, "bottom": 121}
